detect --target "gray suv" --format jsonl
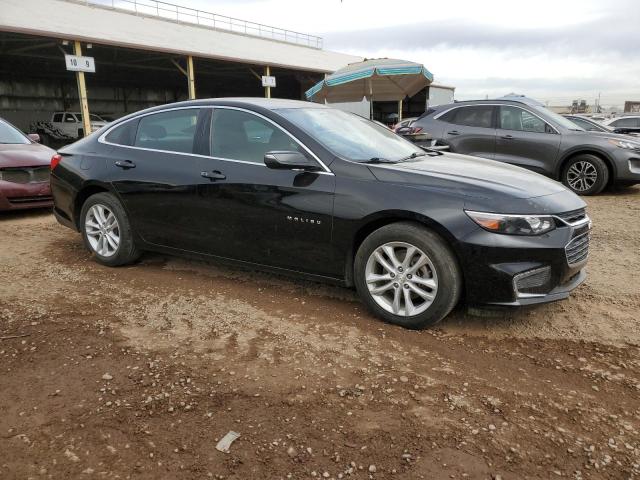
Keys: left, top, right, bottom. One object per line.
{"left": 413, "top": 97, "right": 640, "bottom": 195}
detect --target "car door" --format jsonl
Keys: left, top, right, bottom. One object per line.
{"left": 438, "top": 105, "right": 496, "bottom": 159}
{"left": 63, "top": 113, "right": 78, "bottom": 137}
{"left": 104, "top": 107, "right": 210, "bottom": 250}
{"left": 494, "top": 105, "right": 561, "bottom": 175}
{"left": 192, "top": 106, "right": 337, "bottom": 277}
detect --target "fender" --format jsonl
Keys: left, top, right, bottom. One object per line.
{"left": 554, "top": 145, "right": 618, "bottom": 180}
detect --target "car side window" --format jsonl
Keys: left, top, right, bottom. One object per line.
{"left": 134, "top": 109, "right": 200, "bottom": 154}
{"left": 105, "top": 119, "right": 139, "bottom": 146}
{"left": 53, "top": 113, "right": 63, "bottom": 123}
{"left": 499, "top": 106, "right": 548, "bottom": 133}
{"left": 449, "top": 106, "right": 493, "bottom": 128}
{"left": 611, "top": 118, "right": 637, "bottom": 128}
{"left": 65, "top": 114, "right": 76, "bottom": 123}
{"left": 210, "top": 108, "right": 305, "bottom": 164}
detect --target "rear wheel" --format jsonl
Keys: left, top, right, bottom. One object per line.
{"left": 354, "top": 222, "right": 462, "bottom": 329}
{"left": 561, "top": 154, "right": 609, "bottom": 195}
{"left": 80, "top": 192, "right": 140, "bottom": 266}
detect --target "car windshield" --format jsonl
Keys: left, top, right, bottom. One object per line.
{"left": 276, "top": 108, "right": 424, "bottom": 162}
{"left": 533, "top": 106, "right": 584, "bottom": 131}
{"left": 0, "top": 120, "right": 29, "bottom": 145}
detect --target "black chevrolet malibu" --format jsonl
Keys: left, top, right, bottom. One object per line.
{"left": 50, "top": 98, "right": 591, "bottom": 329}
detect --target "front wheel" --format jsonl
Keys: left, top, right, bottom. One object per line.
{"left": 354, "top": 222, "right": 462, "bottom": 329}
{"left": 80, "top": 192, "right": 141, "bottom": 266}
{"left": 561, "top": 154, "right": 609, "bottom": 195}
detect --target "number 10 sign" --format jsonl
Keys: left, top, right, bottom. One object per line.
{"left": 65, "top": 54, "right": 96, "bottom": 73}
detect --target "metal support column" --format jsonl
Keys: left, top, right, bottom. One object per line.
{"left": 73, "top": 41, "right": 91, "bottom": 138}
{"left": 187, "top": 55, "right": 196, "bottom": 100}
{"left": 398, "top": 99, "right": 403, "bottom": 122}
{"left": 264, "top": 65, "right": 271, "bottom": 99}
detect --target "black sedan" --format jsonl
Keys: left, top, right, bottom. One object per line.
{"left": 51, "top": 98, "right": 590, "bottom": 328}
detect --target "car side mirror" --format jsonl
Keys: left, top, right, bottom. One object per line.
{"left": 264, "top": 151, "right": 320, "bottom": 171}
{"left": 27, "top": 133, "right": 41, "bottom": 143}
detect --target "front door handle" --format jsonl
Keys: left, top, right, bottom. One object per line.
{"left": 201, "top": 170, "right": 226, "bottom": 180}
{"left": 447, "top": 130, "right": 461, "bottom": 135}
{"left": 114, "top": 160, "right": 136, "bottom": 169}
{"left": 501, "top": 134, "right": 515, "bottom": 140}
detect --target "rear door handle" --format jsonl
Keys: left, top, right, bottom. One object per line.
{"left": 201, "top": 170, "right": 226, "bottom": 180}
{"left": 114, "top": 160, "right": 136, "bottom": 169}
{"left": 501, "top": 134, "right": 515, "bottom": 140}
{"left": 447, "top": 130, "right": 461, "bottom": 135}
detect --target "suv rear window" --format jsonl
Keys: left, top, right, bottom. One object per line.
{"left": 443, "top": 106, "right": 494, "bottom": 128}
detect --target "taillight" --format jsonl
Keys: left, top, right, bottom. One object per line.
{"left": 412, "top": 126, "right": 423, "bottom": 134}
{"left": 51, "top": 154, "right": 62, "bottom": 170}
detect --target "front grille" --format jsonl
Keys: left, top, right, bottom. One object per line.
{"left": 0, "top": 166, "right": 50, "bottom": 184}
{"left": 565, "top": 231, "right": 590, "bottom": 266}
{"left": 7, "top": 195, "right": 53, "bottom": 204}
{"left": 514, "top": 266, "right": 552, "bottom": 296}
{"left": 556, "top": 208, "right": 587, "bottom": 225}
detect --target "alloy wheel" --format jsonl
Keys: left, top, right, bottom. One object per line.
{"left": 567, "top": 161, "right": 598, "bottom": 192}
{"left": 85, "top": 204, "right": 120, "bottom": 257}
{"left": 365, "top": 241, "right": 438, "bottom": 316}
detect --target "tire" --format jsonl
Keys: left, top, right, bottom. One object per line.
{"left": 79, "top": 192, "right": 141, "bottom": 267}
{"left": 354, "top": 222, "right": 462, "bottom": 329}
{"left": 561, "top": 154, "right": 609, "bottom": 196}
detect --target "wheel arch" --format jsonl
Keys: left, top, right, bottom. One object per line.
{"left": 344, "top": 210, "right": 462, "bottom": 287}
{"left": 556, "top": 148, "right": 617, "bottom": 186}
{"left": 73, "top": 183, "right": 113, "bottom": 229}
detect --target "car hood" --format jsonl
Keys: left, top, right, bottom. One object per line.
{"left": 368, "top": 152, "right": 567, "bottom": 199}
{"left": 0, "top": 143, "right": 55, "bottom": 168}
{"left": 572, "top": 130, "right": 639, "bottom": 142}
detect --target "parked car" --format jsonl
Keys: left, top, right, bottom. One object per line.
{"left": 602, "top": 116, "right": 640, "bottom": 135}
{"left": 0, "top": 117, "right": 55, "bottom": 211}
{"left": 412, "top": 97, "right": 640, "bottom": 194}
{"left": 393, "top": 117, "right": 417, "bottom": 132}
{"left": 50, "top": 112, "right": 108, "bottom": 139}
{"left": 51, "top": 98, "right": 589, "bottom": 329}
{"left": 563, "top": 115, "right": 613, "bottom": 133}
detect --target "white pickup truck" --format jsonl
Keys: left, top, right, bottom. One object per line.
{"left": 50, "top": 112, "right": 108, "bottom": 139}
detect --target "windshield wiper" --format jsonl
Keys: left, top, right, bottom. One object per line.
{"left": 398, "top": 151, "right": 429, "bottom": 162}
{"left": 362, "top": 157, "right": 400, "bottom": 164}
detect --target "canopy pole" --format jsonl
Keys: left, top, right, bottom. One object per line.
{"left": 398, "top": 99, "right": 403, "bottom": 122}
{"left": 73, "top": 41, "right": 91, "bottom": 138}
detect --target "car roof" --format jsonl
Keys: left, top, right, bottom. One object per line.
{"left": 157, "top": 97, "right": 328, "bottom": 111}
{"left": 432, "top": 97, "right": 545, "bottom": 111}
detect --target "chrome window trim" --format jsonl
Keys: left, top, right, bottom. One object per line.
{"left": 433, "top": 103, "right": 559, "bottom": 134}
{"left": 97, "top": 105, "right": 334, "bottom": 175}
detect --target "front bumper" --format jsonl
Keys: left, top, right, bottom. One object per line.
{"left": 0, "top": 181, "right": 53, "bottom": 211}
{"left": 458, "top": 214, "right": 590, "bottom": 306}
{"left": 612, "top": 149, "right": 640, "bottom": 182}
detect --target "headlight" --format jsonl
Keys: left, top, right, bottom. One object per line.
{"left": 608, "top": 138, "right": 640, "bottom": 150}
{"left": 465, "top": 210, "right": 556, "bottom": 235}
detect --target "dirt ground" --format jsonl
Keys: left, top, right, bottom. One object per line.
{"left": 1, "top": 187, "right": 639, "bottom": 480}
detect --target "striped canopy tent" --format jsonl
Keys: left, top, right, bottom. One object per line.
{"left": 305, "top": 58, "right": 434, "bottom": 114}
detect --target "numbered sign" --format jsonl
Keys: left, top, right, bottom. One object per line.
{"left": 261, "top": 76, "right": 276, "bottom": 88}
{"left": 65, "top": 55, "right": 96, "bottom": 73}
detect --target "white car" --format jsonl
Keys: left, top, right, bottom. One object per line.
{"left": 602, "top": 116, "right": 640, "bottom": 135}
{"left": 50, "top": 112, "right": 108, "bottom": 139}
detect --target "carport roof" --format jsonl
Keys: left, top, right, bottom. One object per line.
{"left": 0, "top": 0, "right": 361, "bottom": 73}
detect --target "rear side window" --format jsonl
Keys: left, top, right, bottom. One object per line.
{"left": 53, "top": 113, "right": 63, "bottom": 122}
{"left": 134, "top": 109, "right": 200, "bottom": 154}
{"left": 611, "top": 117, "right": 639, "bottom": 128}
{"left": 210, "top": 108, "right": 303, "bottom": 164}
{"left": 447, "top": 106, "right": 494, "bottom": 128}
{"left": 105, "top": 119, "right": 139, "bottom": 146}
{"left": 499, "top": 106, "right": 548, "bottom": 133}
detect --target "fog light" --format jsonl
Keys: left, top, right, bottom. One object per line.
{"left": 513, "top": 266, "right": 551, "bottom": 298}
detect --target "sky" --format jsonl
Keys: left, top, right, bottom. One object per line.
{"left": 187, "top": 0, "right": 639, "bottom": 108}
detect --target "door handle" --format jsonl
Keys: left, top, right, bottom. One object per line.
{"left": 501, "top": 134, "right": 515, "bottom": 140}
{"left": 447, "top": 130, "right": 461, "bottom": 135}
{"left": 200, "top": 170, "right": 226, "bottom": 180}
{"left": 114, "top": 160, "right": 136, "bottom": 169}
